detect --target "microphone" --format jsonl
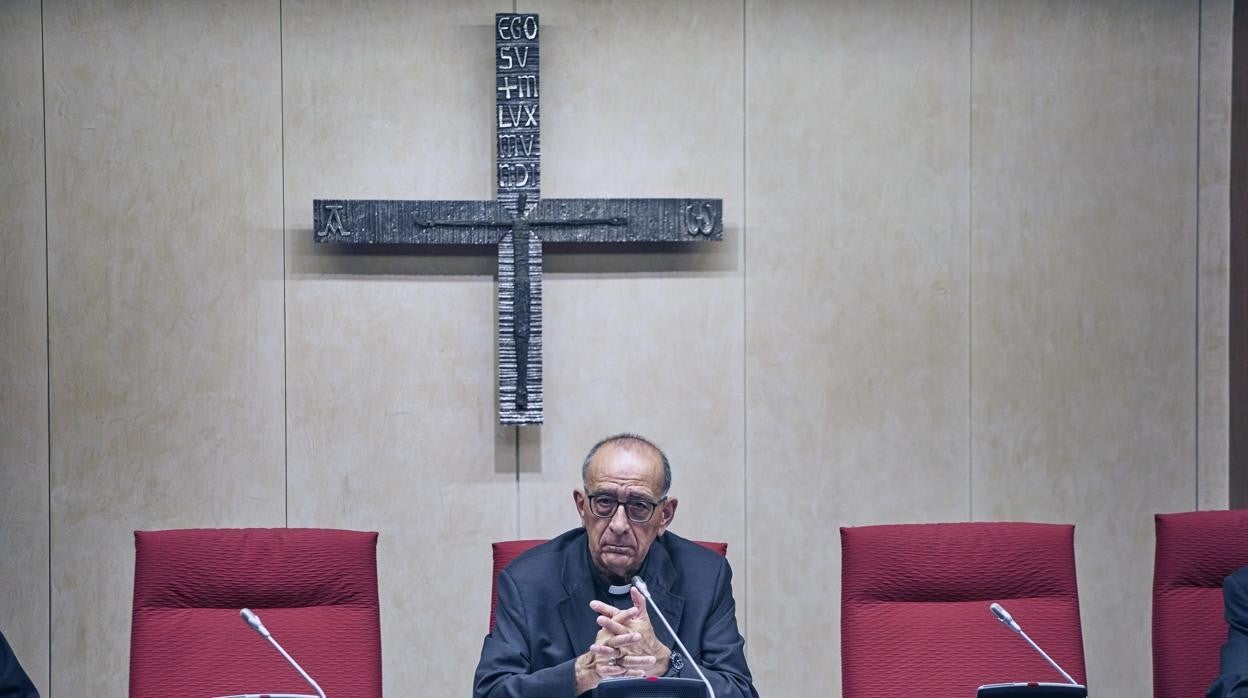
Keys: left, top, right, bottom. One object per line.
{"left": 989, "top": 602, "right": 1022, "bottom": 633}
{"left": 632, "top": 576, "right": 716, "bottom": 698}
{"left": 987, "top": 603, "right": 1079, "bottom": 686}
{"left": 240, "top": 608, "right": 269, "bottom": 637}
{"left": 236, "top": 608, "right": 327, "bottom": 698}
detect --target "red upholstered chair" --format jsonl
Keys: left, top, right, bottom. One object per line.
{"left": 489, "top": 538, "right": 728, "bottom": 630}
{"left": 841, "top": 522, "right": 1086, "bottom": 698}
{"left": 1152, "top": 510, "right": 1248, "bottom": 698}
{"left": 129, "top": 528, "right": 382, "bottom": 698}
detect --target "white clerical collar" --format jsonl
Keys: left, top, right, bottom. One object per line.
{"left": 607, "top": 583, "right": 632, "bottom": 596}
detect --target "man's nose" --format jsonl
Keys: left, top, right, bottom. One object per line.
{"left": 608, "top": 504, "right": 631, "bottom": 532}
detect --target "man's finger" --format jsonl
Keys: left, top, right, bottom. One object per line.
{"left": 590, "top": 600, "right": 624, "bottom": 617}
{"left": 602, "top": 632, "right": 642, "bottom": 648}
{"left": 630, "top": 587, "right": 649, "bottom": 619}
{"left": 596, "top": 614, "right": 633, "bottom": 636}
{"left": 590, "top": 600, "right": 640, "bottom": 628}
{"left": 618, "top": 654, "right": 657, "bottom": 668}
{"left": 595, "top": 662, "right": 629, "bottom": 678}
{"left": 587, "top": 637, "right": 631, "bottom": 658}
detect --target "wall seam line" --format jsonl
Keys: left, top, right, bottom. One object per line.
{"left": 740, "top": 0, "right": 749, "bottom": 638}
{"left": 1194, "top": 0, "right": 1203, "bottom": 511}
{"left": 280, "top": 0, "right": 289, "bottom": 527}
{"left": 40, "top": 0, "right": 52, "bottom": 689}
{"left": 968, "top": 0, "right": 976, "bottom": 522}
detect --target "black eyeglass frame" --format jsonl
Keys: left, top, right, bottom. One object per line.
{"left": 584, "top": 492, "right": 669, "bottom": 523}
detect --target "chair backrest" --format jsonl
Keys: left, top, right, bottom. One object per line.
{"left": 489, "top": 538, "right": 728, "bottom": 631}
{"left": 1152, "top": 510, "right": 1248, "bottom": 698}
{"left": 129, "top": 527, "right": 382, "bottom": 698}
{"left": 840, "top": 522, "right": 1086, "bottom": 698}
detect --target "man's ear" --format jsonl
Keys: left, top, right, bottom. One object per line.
{"left": 657, "top": 497, "right": 678, "bottom": 534}
{"left": 573, "top": 489, "right": 586, "bottom": 517}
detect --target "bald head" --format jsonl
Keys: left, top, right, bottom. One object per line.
{"left": 580, "top": 433, "right": 671, "bottom": 496}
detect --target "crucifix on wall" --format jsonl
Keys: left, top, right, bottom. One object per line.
{"left": 313, "top": 13, "right": 722, "bottom": 425}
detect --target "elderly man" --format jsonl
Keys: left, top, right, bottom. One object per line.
{"left": 473, "top": 433, "right": 757, "bottom": 698}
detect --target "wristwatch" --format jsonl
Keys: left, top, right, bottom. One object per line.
{"left": 665, "top": 650, "right": 685, "bottom": 677}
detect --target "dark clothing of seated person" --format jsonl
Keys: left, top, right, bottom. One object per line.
{"left": 0, "top": 629, "right": 38, "bottom": 698}
{"left": 1210, "top": 565, "right": 1248, "bottom": 698}
{"left": 473, "top": 433, "right": 758, "bottom": 698}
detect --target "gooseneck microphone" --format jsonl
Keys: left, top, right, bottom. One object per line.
{"left": 238, "top": 608, "right": 327, "bottom": 698}
{"left": 632, "top": 576, "right": 716, "bottom": 698}
{"left": 987, "top": 602, "right": 1079, "bottom": 686}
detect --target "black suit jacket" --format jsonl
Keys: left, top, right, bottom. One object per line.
{"left": 0, "top": 630, "right": 37, "bottom": 698}
{"left": 473, "top": 528, "right": 758, "bottom": 698}
{"left": 1210, "top": 565, "right": 1248, "bottom": 698}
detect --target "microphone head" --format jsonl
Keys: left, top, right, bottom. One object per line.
{"left": 240, "top": 608, "right": 269, "bottom": 636}
{"left": 989, "top": 602, "right": 1022, "bottom": 633}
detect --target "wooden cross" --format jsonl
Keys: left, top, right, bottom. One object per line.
{"left": 313, "top": 13, "right": 722, "bottom": 425}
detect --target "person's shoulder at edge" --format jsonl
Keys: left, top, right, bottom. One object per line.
{"left": 1229, "top": 565, "right": 1248, "bottom": 593}
{"left": 659, "top": 532, "right": 725, "bottom": 563}
{"left": 502, "top": 528, "right": 586, "bottom": 576}
{"left": 1224, "top": 565, "right": 1248, "bottom": 627}
{"left": 655, "top": 531, "right": 732, "bottom": 591}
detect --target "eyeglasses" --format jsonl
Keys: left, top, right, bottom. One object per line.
{"left": 585, "top": 492, "right": 667, "bottom": 523}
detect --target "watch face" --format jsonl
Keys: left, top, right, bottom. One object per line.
{"left": 670, "top": 652, "right": 684, "bottom": 672}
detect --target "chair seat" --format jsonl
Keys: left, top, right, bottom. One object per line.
{"left": 129, "top": 527, "right": 382, "bottom": 698}
{"left": 840, "top": 522, "right": 1085, "bottom": 698}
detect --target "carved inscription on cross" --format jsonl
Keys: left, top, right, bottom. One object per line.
{"left": 313, "top": 14, "right": 722, "bottom": 425}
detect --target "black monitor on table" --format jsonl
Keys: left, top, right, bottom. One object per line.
{"left": 595, "top": 676, "right": 709, "bottom": 697}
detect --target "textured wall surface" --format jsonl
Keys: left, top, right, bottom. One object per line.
{"left": 0, "top": 0, "right": 50, "bottom": 692}
{"left": 0, "top": 1, "right": 1232, "bottom": 696}
{"left": 41, "top": 2, "right": 288, "bottom": 695}
{"left": 1199, "top": 0, "right": 1234, "bottom": 511}
{"left": 970, "top": 3, "right": 1199, "bottom": 693}
{"left": 745, "top": 2, "right": 971, "bottom": 694}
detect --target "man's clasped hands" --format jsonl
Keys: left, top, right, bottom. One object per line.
{"left": 574, "top": 586, "right": 672, "bottom": 692}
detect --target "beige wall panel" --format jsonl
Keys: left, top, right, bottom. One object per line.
{"left": 0, "top": 0, "right": 49, "bottom": 692}
{"left": 1198, "top": 0, "right": 1232, "bottom": 511}
{"left": 282, "top": 2, "right": 516, "bottom": 694}
{"left": 44, "top": 2, "right": 286, "bottom": 695}
{"left": 746, "top": 2, "right": 972, "bottom": 695}
{"left": 512, "top": 0, "right": 746, "bottom": 580}
{"left": 971, "top": 2, "right": 1198, "bottom": 694}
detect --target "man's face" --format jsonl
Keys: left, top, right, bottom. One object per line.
{"left": 573, "top": 442, "right": 678, "bottom": 583}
